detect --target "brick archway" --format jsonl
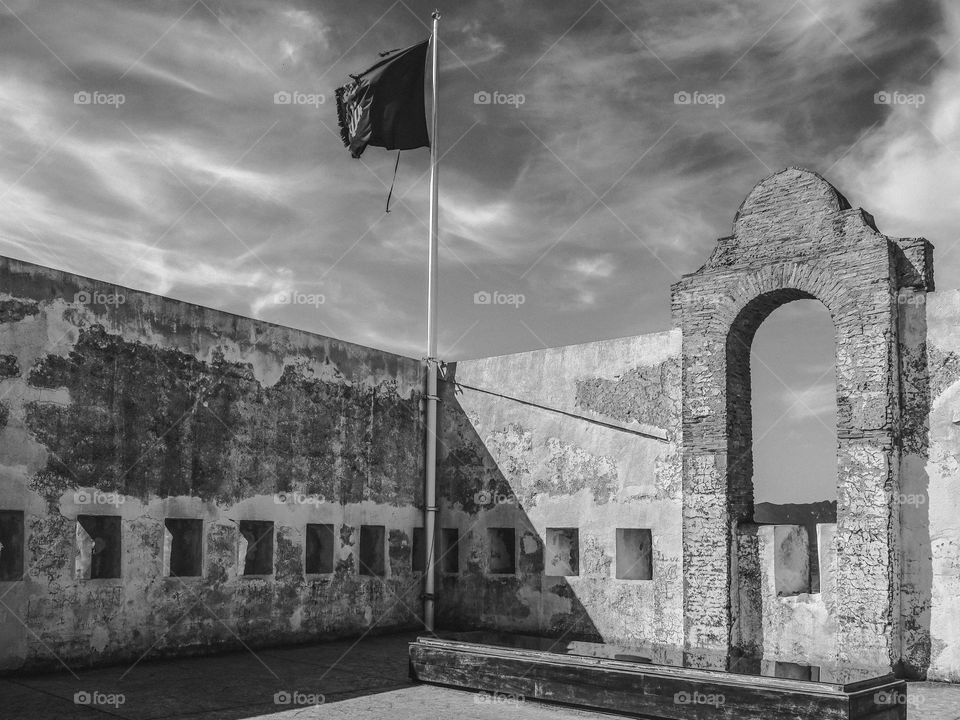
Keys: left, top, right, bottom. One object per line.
{"left": 671, "top": 168, "right": 933, "bottom": 669}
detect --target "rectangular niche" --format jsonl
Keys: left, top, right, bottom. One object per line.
{"left": 441, "top": 528, "right": 459, "bottom": 574}
{"left": 76, "top": 515, "right": 122, "bottom": 579}
{"left": 412, "top": 527, "right": 426, "bottom": 573}
{"left": 359, "top": 525, "right": 386, "bottom": 577}
{"left": 164, "top": 518, "right": 203, "bottom": 577}
{"left": 615, "top": 528, "right": 653, "bottom": 580}
{"left": 239, "top": 520, "right": 274, "bottom": 576}
{"left": 305, "top": 523, "right": 335, "bottom": 574}
{"left": 545, "top": 527, "right": 579, "bottom": 576}
{"left": 0, "top": 510, "right": 24, "bottom": 581}
{"left": 487, "top": 527, "right": 516, "bottom": 574}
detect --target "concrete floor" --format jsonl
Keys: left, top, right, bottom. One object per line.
{"left": 0, "top": 632, "right": 957, "bottom": 719}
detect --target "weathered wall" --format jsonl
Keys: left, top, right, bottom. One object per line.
{"left": 672, "top": 168, "right": 932, "bottom": 671}
{"left": 432, "top": 168, "right": 960, "bottom": 685}
{"left": 756, "top": 523, "right": 837, "bottom": 664}
{"left": 904, "top": 288, "right": 960, "bottom": 682}
{"left": 2, "top": 166, "right": 960, "bottom": 684}
{"left": 437, "top": 331, "right": 684, "bottom": 648}
{"left": 0, "top": 257, "right": 425, "bottom": 672}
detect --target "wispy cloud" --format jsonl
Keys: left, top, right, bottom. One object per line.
{"left": 0, "top": 0, "right": 949, "bottom": 363}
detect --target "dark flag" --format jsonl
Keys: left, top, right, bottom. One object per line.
{"left": 336, "top": 40, "right": 430, "bottom": 159}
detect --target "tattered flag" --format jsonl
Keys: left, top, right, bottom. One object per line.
{"left": 335, "top": 40, "right": 430, "bottom": 159}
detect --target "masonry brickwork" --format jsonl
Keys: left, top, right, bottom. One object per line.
{"left": 3, "top": 168, "right": 960, "bottom": 683}
{"left": 0, "top": 258, "right": 425, "bottom": 672}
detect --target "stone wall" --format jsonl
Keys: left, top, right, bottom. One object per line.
{"left": 755, "top": 523, "right": 837, "bottom": 664}
{"left": 0, "top": 257, "right": 425, "bottom": 672}
{"left": 436, "top": 331, "right": 684, "bottom": 647}
{"left": 2, "top": 166, "right": 960, "bottom": 684}
{"left": 433, "top": 168, "right": 960, "bottom": 684}
{"left": 905, "top": 289, "right": 960, "bottom": 682}
{"left": 671, "top": 168, "right": 932, "bottom": 670}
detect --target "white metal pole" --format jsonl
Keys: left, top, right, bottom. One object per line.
{"left": 423, "top": 9, "right": 440, "bottom": 632}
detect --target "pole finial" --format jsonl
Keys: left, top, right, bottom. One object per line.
{"left": 432, "top": 9, "right": 440, "bottom": 20}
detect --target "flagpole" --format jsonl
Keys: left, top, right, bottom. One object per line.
{"left": 423, "top": 9, "right": 440, "bottom": 632}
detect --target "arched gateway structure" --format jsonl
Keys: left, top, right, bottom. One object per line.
{"left": 671, "top": 168, "right": 934, "bottom": 669}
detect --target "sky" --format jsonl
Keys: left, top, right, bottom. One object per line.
{"left": 0, "top": 0, "right": 956, "bottom": 503}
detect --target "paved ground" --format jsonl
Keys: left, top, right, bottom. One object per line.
{"left": 0, "top": 632, "right": 957, "bottom": 719}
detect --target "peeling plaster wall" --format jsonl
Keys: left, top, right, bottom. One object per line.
{"left": 756, "top": 523, "right": 838, "bottom": 664}
{"left": 908, "top": 289, "right": 960, "bottom": 682}
{"left": 437, "top": 331, "right": 685, "bottom": 648}
{"left": 0, "top": 257, "right": 425, "bottom": 672}
{"left": 672, "top": 168, "right": 931, "bottom": 671}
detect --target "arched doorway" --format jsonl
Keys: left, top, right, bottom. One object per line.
{"left": 750, "top": 299, "right": 837, "bottom": 593}
{"left": 672, "top": 167, "right": 932, "bottom": 670}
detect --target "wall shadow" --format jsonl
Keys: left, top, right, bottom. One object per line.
{"left": 434, "top": 362, "right": 603, "bottom": 644}
{"left": 897, "top": 285, "right": 933, "bottom": 680}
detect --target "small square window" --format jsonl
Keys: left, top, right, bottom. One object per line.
{"left": 0, "top": 510, "right": 24, "bottom": 581}
{"left": 441, "top": 528, "right": 459, "bottom": 574}
{"left": 239, "top": 520, "right": 274, "bottom": 576}
{"left": 487, "top": 527, "right": 516, "bottom": 574}
{"left": 359, "top": 525, "right": 385, "bottom": 577}
{"left": 76, "top": 515, "right": 122, "bottom": 579}
{"left": 616, "top": 528, "right": 653, "bottom": 580}
{"left": 774, "top": 661, "right": 819, "bottom": 681}
{"left": 305, "top": 523, "right": 334, "bottom": 574}
{"left": 412, "top": 527, "right": 426, "bottom": 573}
{"left": 164, "top": 518, "right": 203, "bottom": 577}
{"left": 545, "top": 528, "right": 579, "bottom": 576}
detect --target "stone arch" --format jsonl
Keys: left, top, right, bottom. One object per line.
{"left": 726, "top": 288, "right": 823, "bottom": 522}
{"left": 671, "top": 168, "right": 934, "bottom": 670}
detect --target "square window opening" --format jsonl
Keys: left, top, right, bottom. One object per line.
{"left": 239, "top": 520, "right": 274, "bottom": 576}
{"left": 487, "top": 527, "right": 516, "bottom": 574}
{"left": 305, "top": 523, "right": 335, "bottom": 574}
{"left": 545, "top": 527, "right": 579, "bottom": 576}
{"left": 616, "top": 528, "right": 653, "bottom": 580}
{"left": 76, "top": 515, "right": 122, "bottom": 579}
{"left": 0, "top": 510, "right": 24, "bottom": 581}
{"left": 359, "top": 525, "right": 385, "bottom": 577}
{"left": 412, "top": 527, "right": 425, "bottom": 573}
{"left": 164, "top": 518, "right": 203, "bottom": 577}
{"left": 441, "top": 528, "right": 459, "bottom": 574}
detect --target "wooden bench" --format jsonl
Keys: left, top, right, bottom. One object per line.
{"left": 409, "top": 633, "right": 906, "bottom": 719}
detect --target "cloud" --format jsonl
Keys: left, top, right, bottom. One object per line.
{"left": 834, "top": 1, "right": 960, "bottom": 280}
{"left": 781, "top": 382, "right": 838, "bottom": 422}
{"left": 0, "top": 0, "right": 950, "bottom": 363}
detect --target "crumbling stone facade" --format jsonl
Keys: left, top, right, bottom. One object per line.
{"left": 436, "top": 332, "right": 682, "bottom": 646}
{"left": 0, "top": 258, "right": 425, "bottom": 671}
{"left": 435, "top": 168, "right": 960, "bottom": 682}
{"left": 3, "top": 168, "right": 960, "bottom": 683}
{"left": 671, "top": 168, "right": 933, "bottom": 670}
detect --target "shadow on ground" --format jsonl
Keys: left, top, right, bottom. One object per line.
{"left": 1, "top": 632, "right": 958, "bottom": 719}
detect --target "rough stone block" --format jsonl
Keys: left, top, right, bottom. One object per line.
{"left": 759, "top": 525, "right": 809, "bottom": 596}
